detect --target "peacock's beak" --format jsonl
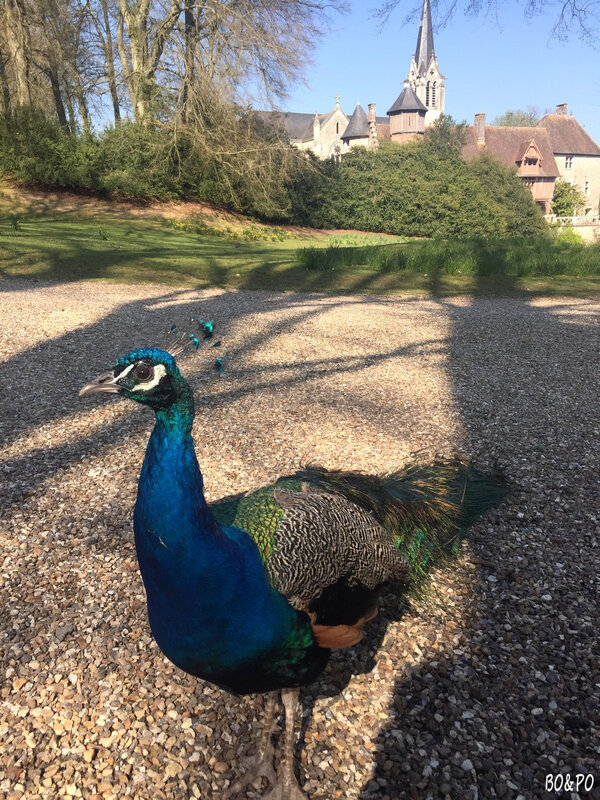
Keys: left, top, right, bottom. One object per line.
{"left": 79, "top": 370, "right": 122, "bottom": 398}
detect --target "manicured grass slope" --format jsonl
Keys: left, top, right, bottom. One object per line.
{"left": 1, "top": 190, "right": 599, "bottom": 296}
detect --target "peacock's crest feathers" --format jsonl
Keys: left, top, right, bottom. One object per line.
{"left": 163, "top": 318, "right": 224, "bottom": 374}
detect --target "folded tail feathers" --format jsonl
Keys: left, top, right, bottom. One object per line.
{"left": 294, "top": 457, "right": 510, "bottom": 594}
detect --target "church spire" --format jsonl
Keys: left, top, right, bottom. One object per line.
{"left": 400, "top": 0, "right": 444, "bottom": 126}
{"left": 414, "top": 0, "right": 435, "bottom": 77}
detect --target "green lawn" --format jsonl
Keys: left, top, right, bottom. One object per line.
{"left": 1, "top": 201, "right": 599, "bottom": 297}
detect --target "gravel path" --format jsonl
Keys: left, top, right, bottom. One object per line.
{"left": 1, "top": 280, "right": 599, "bottom": 800}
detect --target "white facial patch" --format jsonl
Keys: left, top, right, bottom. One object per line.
{"left": 115, "top": 363, "right": 136, "bottom": 381}
{"left": 113, "top": 362, "right": 168, "bottom": 393}
{"left": 134, "top": 363, "right": 167, "bottom": 393}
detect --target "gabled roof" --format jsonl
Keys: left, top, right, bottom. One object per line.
{"left": 537, "top": 113, "right": 600, "bottom": 156}
{"left": 341, "top": 103, "right": 369, "bottom": 140}
{"left": 462, "top": 125, "right": 560, "bottom": 177}
{"left": 253, "top": 110, "right": 313, "bottom": 141}
{"left": 387, "top": 85, "right": 426, "bottom": 115}
{"left": 414, "top": 0, "right": 435, "bottom": 76}
{"left": 254, "top": 107, "right": 348, "bottom": 142}
{"left": 515, "top": 139, "right": 542, "bottom": 162}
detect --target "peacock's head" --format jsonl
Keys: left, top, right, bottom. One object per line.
{"left": 79, "top": 347, "right": 185, "bottom": 410}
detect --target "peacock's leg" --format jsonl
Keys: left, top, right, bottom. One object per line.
{"left": 223, "top": 692, "right": 277, "bottom": 798}
{"left": 263, "top": 687, "right": 307, "bottom": 800}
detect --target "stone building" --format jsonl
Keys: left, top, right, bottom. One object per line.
{"left": 387, "top": 84, "right": 427, "bottom": 143}
{"left": 258, "top": 0, "right": 442, "bottom": 157}
{"left": 537, "top": 105, "right": 600, "bottom": 216}
{"left": 257, "top": 0, "right": 600, "bottom": 217}
{"left": 256, "top": 98, "right": 350, "bottom": 160}
{"left": 462, "top": 115, "right": 560, "bottom": 213}
{"left": 462, "top": 105, "right": 600, "bottom": 215}
{"left": 404, "top": 0, "right": 445, "bottom": 126}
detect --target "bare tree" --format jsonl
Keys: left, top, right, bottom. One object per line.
{"left": 87, "top": 0, "right": 123, "bottom": 124}
{"left": 112, "top": 0, "right": 345, "bottom": 122}
{"left": 117, "top": 0, "right": 181, "bottom": 120}
{"left": 493, "top": 105, "right": 542, "bottom": 127}
{"left": 374, "top": 1, "right": 600, "bottom": 43}
{"left": 0, "top": 43, "right": 11, "bottom": 112}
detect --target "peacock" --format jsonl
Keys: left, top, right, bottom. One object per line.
{"left": 79, "top": 331, "right": 509, "bottom": 800}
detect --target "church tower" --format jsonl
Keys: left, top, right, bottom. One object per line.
{"left": 406, "top": 0, "right": 445, "bottom": 125}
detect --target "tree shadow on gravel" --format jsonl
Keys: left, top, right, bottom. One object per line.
{"left": 357, "top": 283, "right": 600, "bottom": 800}
{"left": 0, "top": 284, "right": 444, "bottom": 519}
{"left": 3, "top": 278, "right": 599, "bottom": 800}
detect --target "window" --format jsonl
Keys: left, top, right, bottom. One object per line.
{"left": 565, "top": 156, "right": 573, "bottom": 169}
{"left": 524, "top": 157, "right": 538, "bottom": 166}
{"left": 584, "top": 180, "right": 590, "bottom": 196}
{"left": 432, "top": 82, "right": 437, "bottom": 107}
{"left": 425, "top": 81, "right": 430, "bottom": 106}
{"left": 336, "top": 122, "right": 339, "bottom": 134}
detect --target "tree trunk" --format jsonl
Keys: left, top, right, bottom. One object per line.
{"left": 118, "top": 0, "right": 181, "bottom": 122}
{"left": 180, "top": 2, "right": 195, "bottom": 123}
{"left": 71, "top": 67, "right": 91, "bottom": 134}
{"left": 0, "top": 51, "right": 11, "bottom": 113}
{"left": 99, "top": 0, "right": 121, "bottom": 124}
{"left": 45, "top": 63, "right": 70, "bottom": 131}
{"left": 4, "top": 0, "right": 32, "bottom": 106}
{"left": 116, "top": 8, "right": 135, "bottom": 113}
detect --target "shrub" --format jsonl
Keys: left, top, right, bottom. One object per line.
{"left": 0, "top": 107, "right": 95, "bottom": 189}
{"left": 288, "top": 140, "right": 548, "bottom": 239}
{"left": 553, "top": 227, "right": 585, "bottom": 245}
{"left": 551, "top": 180, "right": 586, "bottom": 216}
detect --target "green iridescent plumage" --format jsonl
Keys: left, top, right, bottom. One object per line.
{"left": 211, "top": 478, "right": 303, "bottom": 561}
{"left": 212, "top": 459, "right": 509, "bottom": 604}
{"left": 293, "top": 458, "right": 510, "bottom": 598}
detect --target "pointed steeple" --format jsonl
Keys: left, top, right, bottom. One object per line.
{"left": 414, "top": 0, "right": 435, "bottom": 76}
{"left": 397, "top": 0, "right": 444, "bottom": 127}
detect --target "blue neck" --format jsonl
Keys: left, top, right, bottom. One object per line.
{"left": 132, "top": 390, "right": 305, "bottom": 683}
{"left": 137, "top": 389, "right": 218, "bottom": 550}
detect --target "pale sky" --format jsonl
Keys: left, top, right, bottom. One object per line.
{"left": 281, "top": 0, "right": 600, "bottom": 142}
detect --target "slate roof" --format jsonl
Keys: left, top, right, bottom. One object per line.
{"left": 387, "top": 86, "right": 427, "bottom": 115}
{"left": 537, "top": 114, "right": 600, "bottom": 156}
{"left": 341, "top": 103, "right": 369, "bottom": 140}
{"left": 462, "top": 126, "right": 560, "bottom": 177}
{"left": 255, "top": 108, "right": 349, "bottom": 142}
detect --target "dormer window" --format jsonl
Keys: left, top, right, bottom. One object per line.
{"left": 524, "top": 157, "right": 538, "bottom": 166}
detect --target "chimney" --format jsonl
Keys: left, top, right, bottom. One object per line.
{"left": 368, "top": 103, "right": 378, "bottom": 149}
{"left": 474, "top": 112, "right": 486, "bottom": 145}
{"left": 556, "top": 103, "right": 568, "bottom": 115}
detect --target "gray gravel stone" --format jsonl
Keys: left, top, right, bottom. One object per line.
{"left": 1, "top": 283, "right": 598, "bottom": 800}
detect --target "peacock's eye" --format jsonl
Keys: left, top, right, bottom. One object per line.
{"left": 133, "top": 363, "right": 153, "bottom": 382}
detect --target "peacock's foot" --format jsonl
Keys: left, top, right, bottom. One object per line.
{"left": 262, "top": 774, "right": 308, "bottom": 800}
{"left": 223, "top": 752, "right": 277, "bottom": 799}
